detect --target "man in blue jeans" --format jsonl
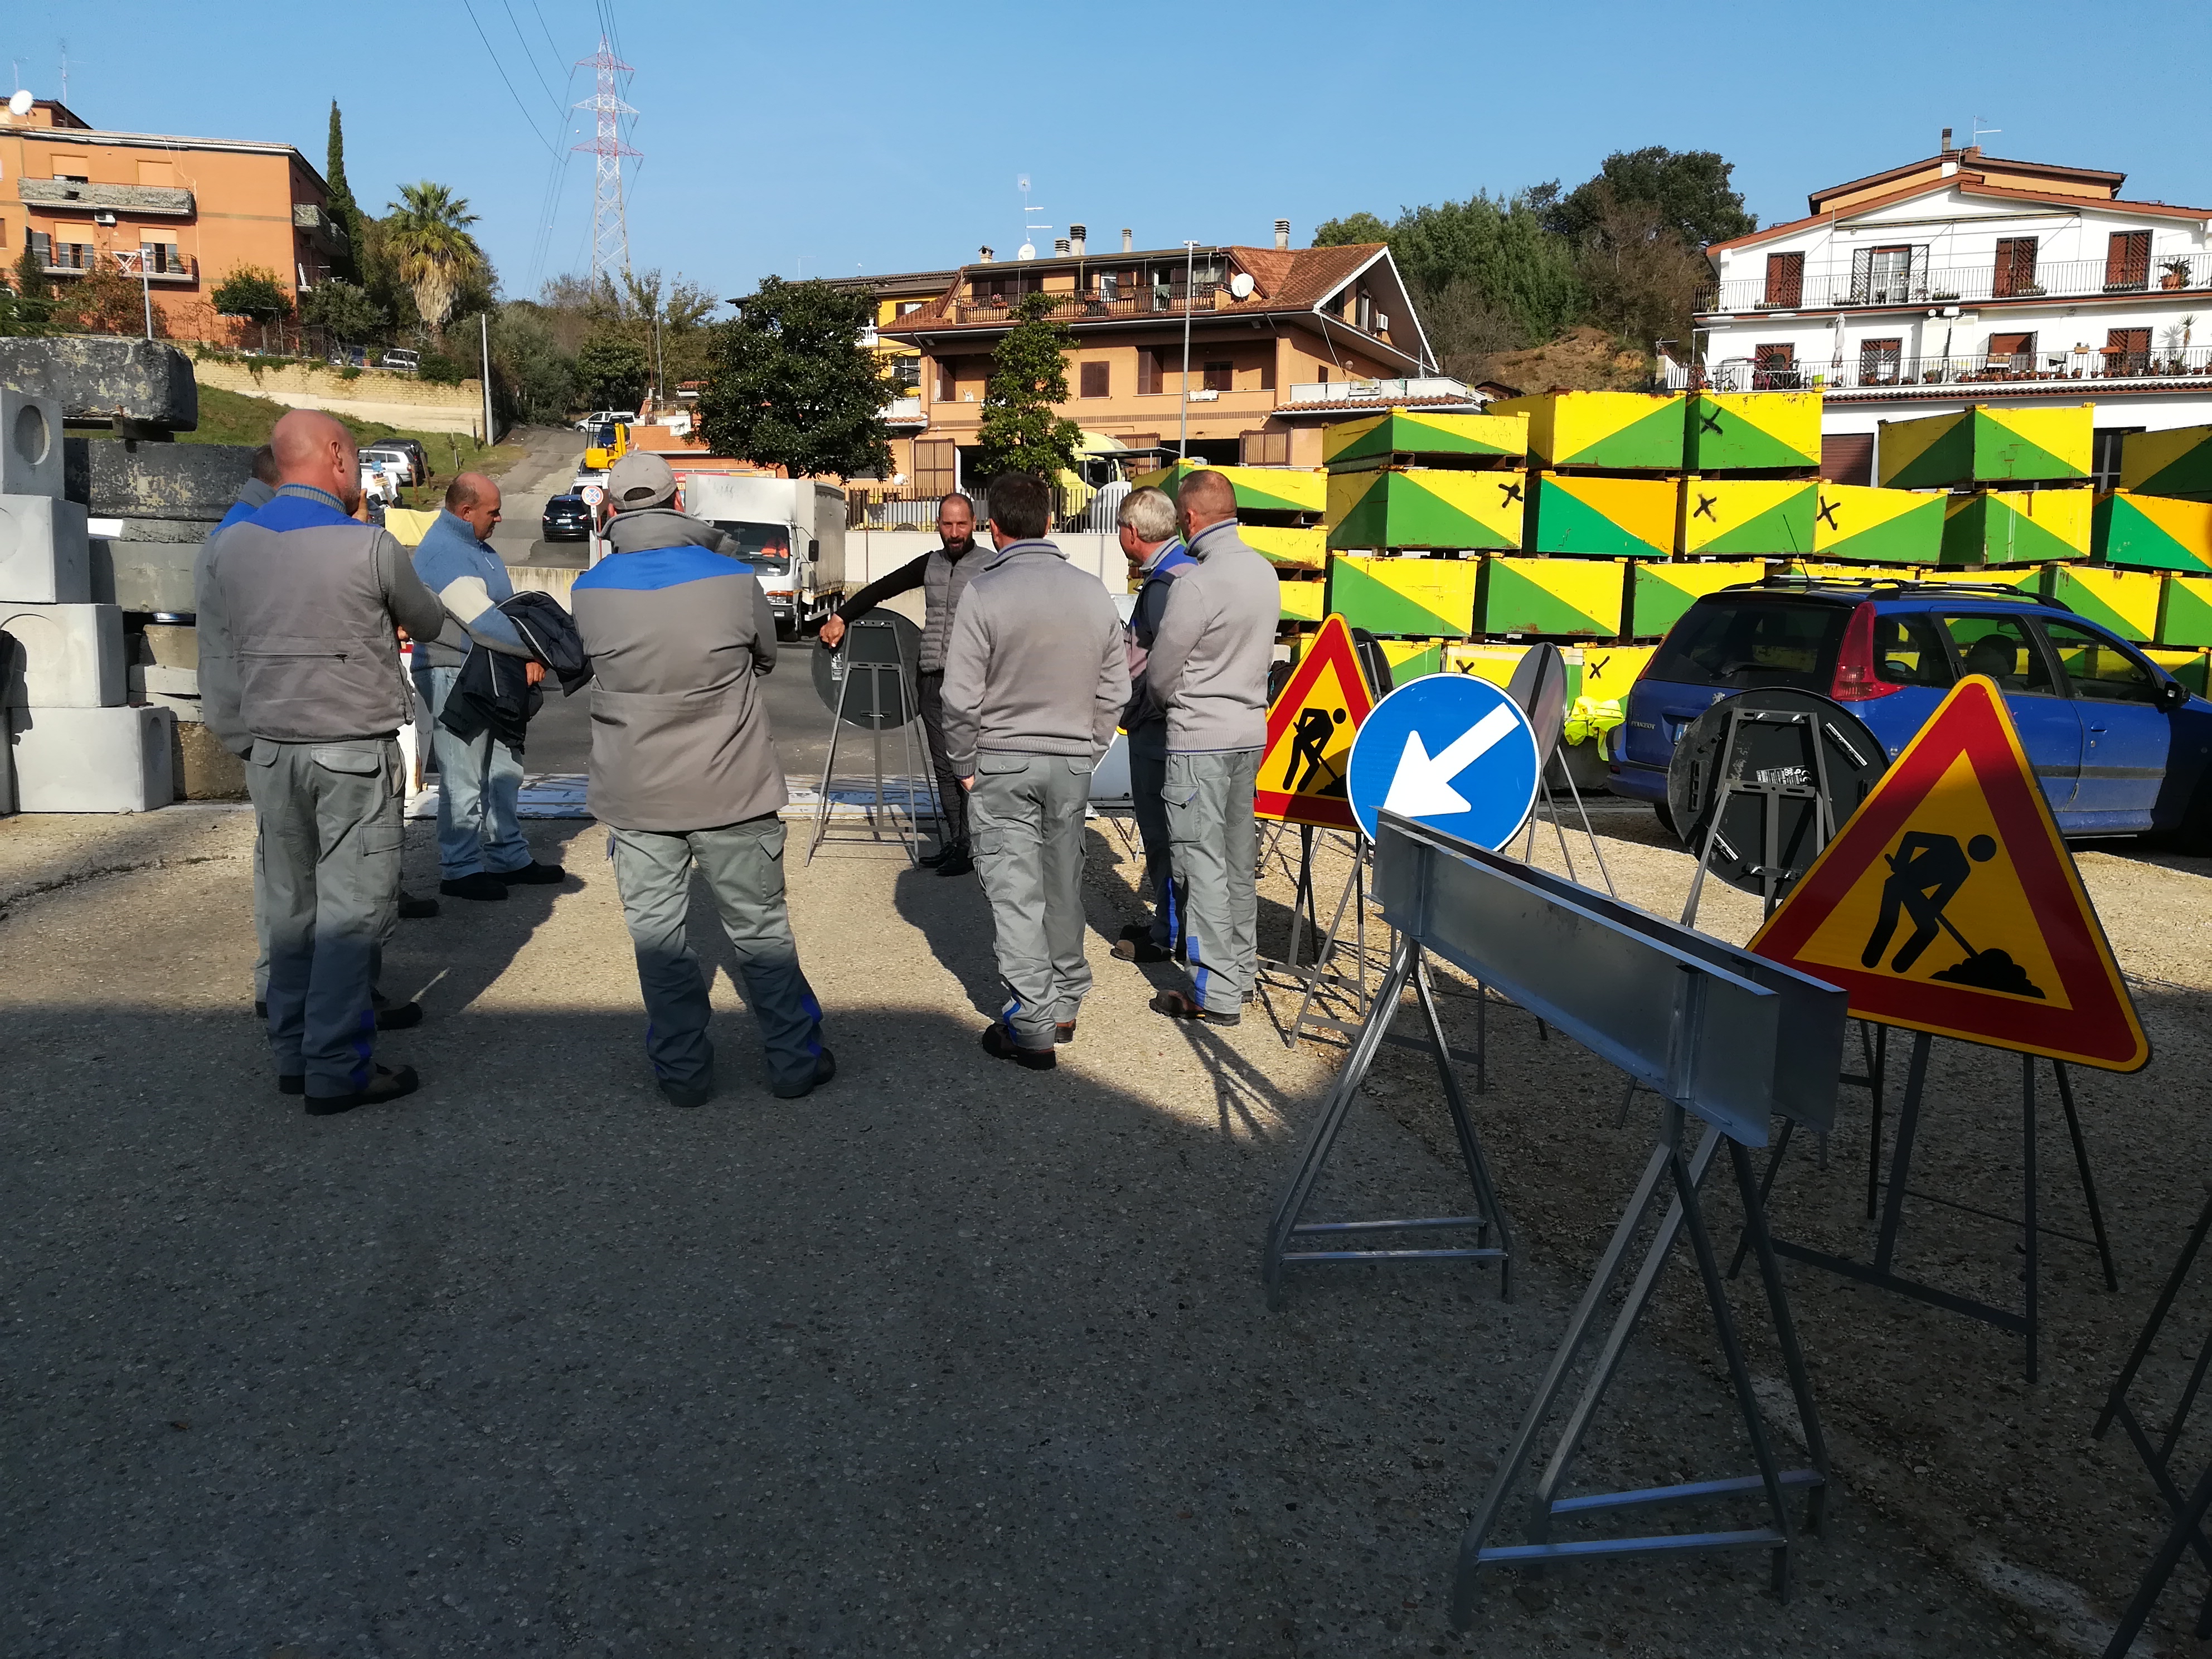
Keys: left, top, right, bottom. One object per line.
{"left": 409, "top": 474, "right": 564, "bottom": 900}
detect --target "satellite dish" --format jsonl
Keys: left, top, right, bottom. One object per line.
{"left": 7, "top": 90, "right": 33, "bottom": 117}
{"left": 1017, "top": 241, "right": 1036, "bottom": 261}
{"left": 1228, "top": 272, "right": 1255, "bottom": 300}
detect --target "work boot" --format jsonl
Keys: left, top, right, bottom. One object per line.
{"left": 375, "top": 999, "right": 423, "bottom": 1030}
{"left": 1112, "top": 937, "right": 1169, "bottom": 964}
{"left": 979, "top": 1023, "right": 1055, "bottom": 1071}
{"left": 772, "top": 1048, "right": 838, "bottom": 1099}
{"left": 439, "top": 872, "right": 510, "bottom": 901}
{"left": 918, "top": 843, "right": 954, "bottom": 869}
{"left": 1054, "top": 1021, "right": 1078, "bottom": 1046}
{"left": 277, "top": 1074, "right": 304, "bottom": 1096}
{"left": 305, "top": 1064, "right": 420, "bottom": 1115}
{"left": 1150, "top": 989, "right": 1239, "bottom": 1027}
{"left": 500, "top": 860, "right": 566, "bottom": 885}
{"left": 934, "top": 847, "right": 974, "bottom": 879}
{"left": 658, "top": 1073, "right": 714, "bottom": 1109}
{"left": 396, "top": 891, "right": 440, "bottom": 920}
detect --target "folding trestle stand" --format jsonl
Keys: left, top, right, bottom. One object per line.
{"left": 2092, "top": 1186, "right": 2212, "bottom": 1656}
{"left": 1267, "top": 826, "right": 1385, "bottom": 1052}
{"left": 1263, "top": 934, "right": 1514, "bottom": 1311}
{"left": 1742, "top": 1032, "right": 2117, "bottom": 1382}
{"left": 1450, "top": 1105, "right": 1828, "bottom": 1626}
{"left": 806, "top": 617, "right": 928, "bottom": 867}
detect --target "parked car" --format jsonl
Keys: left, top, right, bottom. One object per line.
{"left": 1612, "top": 576, "right": 2212, "bottom": 846}
{"left": 360, "top": 444, "right": 416, "bottom": 486}
{"left": 541, "top": 494, "right": 593, "bottom": 542}
{"left": 381, "top": 348, "right": 420, "bottom": 374}
{"left": 574, "top": 408, "right": 637, "bottom": 433}
{"left": 385, "top": 438, "right": 431, "bottom": 483}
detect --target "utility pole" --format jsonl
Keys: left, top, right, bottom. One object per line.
{"left": 1178, "top": 240, "right": 1197, "bottom": 460}
{"left": 574, "top": 35, "right": 640, "bottom": 291}
{"left": 480, "top": 311, "right": 494, "bottom": 445}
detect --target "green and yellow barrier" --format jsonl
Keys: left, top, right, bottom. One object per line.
{"left": 1631, "top": 560, "right": 1768, "bottom": 639}
{"left": 1878, "top": 404, "right": 2093, "bottom": 488}
{"left": 1327, "top": 553, "right": 1479, "bottom": 637}
{"left": 1489, "top": 390, "right": 1686, "bottom": 472}
{"left": 1326, "top": 467, "right": 1525, "bottom": 551}
{"left": 1377, "top": 638, "right": 1444, "bottom": 681}
{"left": 2045, "top": 565, "right": 2160, "bottom": 642}
{"left": 2093, "top": 492, "right": 2212, "bottom": 573}
{"left": 1132, "top": 459, "right": 1325, "bottom": 517}
{"left": 1912, "top": 565, "right": 2046, "bottom": 594}
{"left": 1322, "top": 409, "right": 1529, "bottom": 470}
{"left": 2145, "top": 647, "right": 2211, "bottom": 696}
{"left": 1243, "top": 525, "right": 1328, "bottom": 570}
{"left": 2159, "top": 574, "right": 2212, "bottom": 649}
{"left": 2122, "top": 426, "right": 2212, "bottom": 499}
{"left": 1478, "top": 555, "right": 1627, "bottom": 638}
{"left": 1528, "top": 472, "right": 1679, "bottom": 559}
{"left": 1812, "top": 484, "right": 1946, "bottom": 564}
{"left": 1937, "top": 489, "right": 2093, "bottom": 566}
{"left": 1678, "top": 477, "right": 1817, "bottom": 556}
{"left": 1582, "top": 642, "right": 1658, "bottom": 698}
{"left": 1685, "top": 392, "right": 1822, "bottom": 472}
{"left": 1278, "top": 576, "right": 1326, "bottom": 624}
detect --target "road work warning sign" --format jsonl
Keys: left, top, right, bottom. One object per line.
{"left": 1751, "top": 676, "right": 2147, "bottom": 1070}
{"left": 1254, "top": 614, "right": 1376, "bottom": 830}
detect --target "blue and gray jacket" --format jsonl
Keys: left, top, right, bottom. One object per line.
{"left": 1122, "top": 537, "right": 1196, "bottom": 733}
{"left": 410, "top": 509, "right": 531, "bottom": 670}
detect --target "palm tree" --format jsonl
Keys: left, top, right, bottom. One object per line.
{"left": 383, "top": 181, "right": 483, "bottom": 336}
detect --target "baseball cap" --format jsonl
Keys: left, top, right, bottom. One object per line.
{"left": 608, "top": 450, "right": 678, "bottom": 510}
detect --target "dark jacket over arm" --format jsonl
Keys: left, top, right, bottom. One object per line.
{"left": 831, "top": 553, "right": 927, "bottom": 629}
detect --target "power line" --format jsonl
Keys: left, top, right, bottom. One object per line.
{"left": 458, "top": 0, "right": 557, "bottom": 156}
{"left": 498, "top": 0, "right": 565, "bottom": 119}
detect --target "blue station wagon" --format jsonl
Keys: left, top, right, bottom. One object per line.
{"left": 1610, "top": 578, "right": 2212, "bottom": 847}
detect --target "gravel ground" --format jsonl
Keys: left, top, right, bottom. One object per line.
{"left": 1, "top": 787, "right": 2206, "bottom": 1656}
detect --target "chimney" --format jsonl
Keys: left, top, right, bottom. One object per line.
{"left": 1069, "top": 223, "right": 1086, "bottom": 256}
{"left": 1054, "top": 237, "right": 1070, "bottom": 256}
{"left": 1274, "top": 217, "right": 1291, "bottom": 251}
{"left": 1121, "top": 227, "right": 1134, "bottom": 254}
{"left": 1941, "top": 127, "right": 1953, "bottom": 153}
{"left": 978, "top": 245, "right": 994, "bottom": 264}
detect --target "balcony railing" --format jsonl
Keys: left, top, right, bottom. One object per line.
{"left": 947, "top": 282, "right": 1221, "bottom": 325}
{"left": 1663, "top": 346, "right": 2212, "bottom": 394}
{"left": 1700, "top": 251, "right": 2212, "bottom": 313}
{"left": 1282, "top": 376, "right": 1477, "bottom": 405}
{"left": 40, "top": 251, "right": 196, "bottom": 282}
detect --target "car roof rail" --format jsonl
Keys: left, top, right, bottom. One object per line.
{"left": 1736, "top": 569, "right": 2075, "bottom": 612}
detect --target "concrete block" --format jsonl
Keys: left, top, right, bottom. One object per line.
{"left": 0, "top": 493, "right": 91, "bottom": 602}
{"left": 0, "top": 338, "right": 198, "bottom": 431}
{"left": 69, "top": 439, "right": 251, "bottom": 519}
{"left": 139, "top": 623, "right": 198, "bottom": 668}
{"left": 1, "top": 392, "right": 65, "bottom": 498}
{"left": 89, "top": 535, "right": 200, "bottom": 614}
{"left": 0, "top": 602, "right": 127, "bottom": 707}
{"left": 128, "top": 662, "right": 198, "bottom": 696}
{"left": 8, "top": 703, "right": 174, "bottom": 812}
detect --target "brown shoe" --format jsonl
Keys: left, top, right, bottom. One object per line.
{"left": 1054, "top": 1020, "right": 1077, "bottom": 1045}
{"left": 980, "top": 1023, "right": 1055, "bottom": 1070}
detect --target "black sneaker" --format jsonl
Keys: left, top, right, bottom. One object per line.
{"left": 277, "top": 1074, "right": 304, "bottom": 1096}
{"left": 499, "top": 861, "right": 566, "bottom": 886}
{"left": 918, "top": 845, "right": 953, "bottom": 869}
{"left": 658, "top": 1074, "right": 713, "bottom": 1109}
{"left": 440, "top": 873, "right": 510, "bottom": 901}
{"left": 772, "top": 1048, "right": 838, "bottom": 1099}
{"left": 396, "top": 891, "right": 440, "bottom": 920}
{"left": 305, "top": 1064, "right": 419, "bottom": 1115}
{"left": 980, "top": 1023, "right": 1055, "bottom": 1070}
{"left": 1150, "top": 990, "right": 1239, "bottom": 1027}
{"left": 1111, "top": 938, "right": 1169, "bottom": 963}
{"left": 375, "top": 1000, "right": 423, "bottom": 1030}
{"left": 254, "top": 1000, "right": 266, "bottom": 1019}
{"left": 934, "top": 848, "right": 974, "bottom": 879}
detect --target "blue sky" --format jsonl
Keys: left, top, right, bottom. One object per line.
{"left": 8, "top": 0, "right": 2211, "bottom": 305}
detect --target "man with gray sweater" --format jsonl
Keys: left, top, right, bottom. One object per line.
{"left": 1142, "top": 470, "right": 1280, "bottom": 1026}
{"left": 940, "top": 472, "right": 1130, "bottom": 1070}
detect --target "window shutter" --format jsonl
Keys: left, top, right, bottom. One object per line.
{"left": 2106, "top": 232, "right": 2151, "bottom": 290}
{"left": 1821, "top": 434, "right": 1874, "bottom": 487}
{"left": 1850, "top": 246, "right": 1873, "bottom": 303}
{"left": 1763, "top": 252, "right": 1804, "bottom": 307}
{"left": 913, "top": 440, "right": 955, "bottom": 498}
{"left": 1240, "top": 429, "right": 1289, "bottom": 466}
{"left": 1079, "top": 361, "right": 1109, "bottom": 398}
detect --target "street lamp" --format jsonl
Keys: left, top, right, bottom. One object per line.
{"left": 1178, "top": 240, "right": 1198, "bottom": 460}
{"left": 109, "top": 247, "right": 153, "bottom": 340}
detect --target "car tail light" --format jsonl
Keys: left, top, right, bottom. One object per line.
{"left": 1830, "top": 601, "right": 1901, "bottom": 701}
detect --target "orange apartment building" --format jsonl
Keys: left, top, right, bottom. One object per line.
{"left": 1, "top": 98, "right": 344, "bottom": 336}
{"left": 866, "top": 224, "right": 1444, "bottom": 492}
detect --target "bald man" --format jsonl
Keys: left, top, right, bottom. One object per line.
{"left": 409, "top": 472, "right": 562, "bottom": 900}
{"left": 1141, "top": 470, "right": 1280, "bottom": 1026}
{"left": 198, "top": 410, "right": 446, "bottom": 1111}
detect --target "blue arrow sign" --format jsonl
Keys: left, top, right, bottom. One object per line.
{"left": 1346, "top": 675, "right": 1540, "bottom": 847}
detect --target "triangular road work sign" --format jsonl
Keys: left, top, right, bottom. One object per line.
{"left": 1255, "top": 614, "right": 1376, "bottom": 830}
{"left": 1751, "top": 676, "right": 2147, "bottom": 1071}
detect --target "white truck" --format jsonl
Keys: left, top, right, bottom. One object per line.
{"left": 675, "top": 474, "right": 850, "bottom": 639}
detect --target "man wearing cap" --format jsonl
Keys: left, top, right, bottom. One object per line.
{"left": 570, "top": 450, "right": 834, "bottom": 1105}
{"left": 409, "top": 472, "right": 565, "bottom": 901}
{"left": 817, "top": 492, "right": 982, "bottom": 877}
{"left": 940, "top": 472, "right": 1129, "bottom": 1071}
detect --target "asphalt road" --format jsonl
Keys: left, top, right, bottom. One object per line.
{"left": 489, "top": 426, "right": 590, "bottom": 569}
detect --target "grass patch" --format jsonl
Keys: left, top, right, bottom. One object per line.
{"left": 140, "top": 384, "right": 527, "bottom": 491}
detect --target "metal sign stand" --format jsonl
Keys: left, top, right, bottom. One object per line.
{"left": 1745, "top": 1037, "right": 2117, "bottom": 1382}
{"left": 1276, "top": 829, "right": 1379, "bottom": 1050}
{"left": 1263, "top": 933, "right": 1514, "bottom": 1310}
{"left": 806, "top": 619, "right": 925, "bottom": 867}
{"left": 2092, "top": 1185, "right": 2212, "bottom": 1655}
{"left": 1519, "top": 746, "right": 1616, "bottom": 897}
{"left": 1680, "top": 704, "right": 1843, "bottom": 932}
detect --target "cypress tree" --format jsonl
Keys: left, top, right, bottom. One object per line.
{"left": 324, "top": 101, "right": 363, "bottom": 283}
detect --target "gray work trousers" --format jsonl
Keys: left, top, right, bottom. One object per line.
{"left": 968, "top": 750, "right": 1095, "bottom": 1049}
{"left": 1165, "top": 748, "right": 1262, "bottom": 1016}
{"left": 608, "top": 816, "right": 824, "bottom": 1094}
{"left": 1126, "top": 724, "right": 1183, "bottom": 951}
{"left": 245, "top": 736, "right": 404, "bottom": 1092}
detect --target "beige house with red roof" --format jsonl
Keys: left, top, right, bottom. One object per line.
{"left": 871, "top": 225, "right": 1447, "bottom": 492}
{"left": 1689, "top": 140, "right": 2212, "bottom": 484}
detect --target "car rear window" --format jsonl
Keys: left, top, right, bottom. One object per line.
{"left": 1647, "top": 600, "right": 1846, "bottom": 692}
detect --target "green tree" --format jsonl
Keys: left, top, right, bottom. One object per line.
{"left": 324, "top": 101, "right": 363, "bottom": 283}
{"left": 574, "top": 329, "right": 649, "bottom": 409}
{"left": 299, "top": 278, "right": 385, "bottom": 344}
{"left": 212, "top": 264, "right": 293, "bottom": 321}
{"left": 1312, "top": 211, "right": 1390, "bottom": 248}
{"left": 0, "top": 267, "right": 54, "bottom": 337}
{"left": 382, "top": 181, "right": 484, "bottom": 336}
{"left": 1548, "top": 148, "right": 1755, "bottom": 249}
{"left": 1571, "top": 182, "right": 1710, "bottom": 350}
{"left": 1317, "top": 192, "right": 1584, "bottom": 356}
{"left": 490, "top": 305, "right": 578, "bottom": 424}
{"left": 695, "top": 276, "right": 891, "bottom": 478}
{"left": 14, "top": 246, "right": 54, "bottom": 303}
{"left": 976, "top": 293, "right": 1083, "bottom": 480}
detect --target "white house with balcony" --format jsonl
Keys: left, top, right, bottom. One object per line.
{"left": 1690, "top": 143, "right": 2212, "bottom": 485}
